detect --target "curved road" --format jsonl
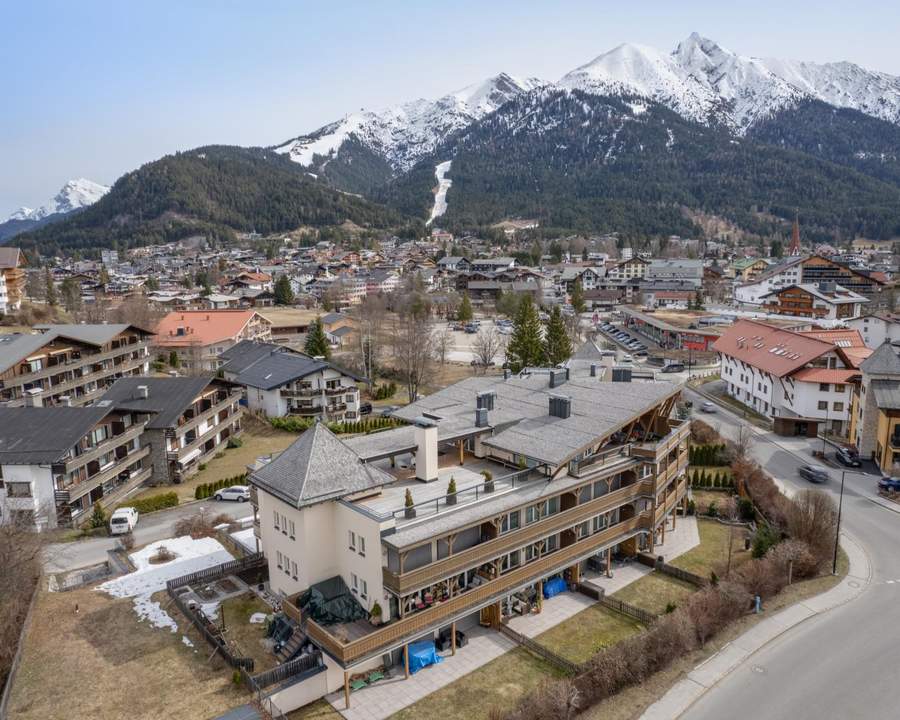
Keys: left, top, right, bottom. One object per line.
{"left": 682, "top": 387, "right": 900, "bottom": 720}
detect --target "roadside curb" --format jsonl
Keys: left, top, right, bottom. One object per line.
{"left": 865, "top": 494, "right": 900, "bottom": 514}
{"left": 640, "top": 530, "right": 872, "bottom": 720}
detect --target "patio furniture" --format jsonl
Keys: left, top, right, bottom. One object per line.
{"left": 367, "top": 671, "right": 385, "bottom": 683}
{"left": 350, "top": 679, "right": 367, "bottom": 691}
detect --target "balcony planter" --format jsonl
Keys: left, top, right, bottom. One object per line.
{"left": 481, "top": 469, "right": 494, "bottom": 493}
{"left": 446, "top": 477, "right": 457, "bottom": 505}
{"left": 369, "top": 601, "right": 383, "bottom": 626}
{"left": 404, "top": 488, "right": 416, "bottom": 519}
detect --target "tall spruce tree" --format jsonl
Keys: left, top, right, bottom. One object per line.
{"left": 544, "top": 305, "right": 572, "bottom": 365}
{"left": 457, "top": 293, "right": 473, "bottom": 322}
{"left": 570, "top": 279, "right": 586, "bottom": 314}
{"left": 506, "top": 294, "right": 545, "bottom": 372}
{"left": 305, "top": 316, "right": 331, "bottom": 359}
{"left": 274, "top": 275, "right": 294, "bottom": 305}
{"left": 44, "top": 267, "right": 57, "bottom": 306}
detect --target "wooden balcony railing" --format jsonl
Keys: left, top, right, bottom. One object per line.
{"left": 169, "top": 408, "right": 243, "bottom": 461}
{"left": 310, "top": 513, "right": 653, "bottom": 666}
{"left": 3, "top": 340, "right": 149, "bottom": 387}
{"left": 382, "top": 479, "right": 654, "bottom": 596}
{"left": 175, "top": 393, "right": 242, "bottom": 437}
{"left": 60, "top": 423, "right": 146, "bottom": 474}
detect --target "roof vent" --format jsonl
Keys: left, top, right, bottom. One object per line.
{"left": 549, "top": 368, "right": 568, "bottom": 388}
{"left": 476, "top": 390, "right": 496, "bottom": 411}
{"left": 549, "top": 394, "right": 571, "bottom": 419}
{"left": 475, "top": 407, "right": 489, "bottom": 427}
{"left": 137, "top": 385, "right": 149, "bottom": 399}
{"left": 590, "top": 363, "right": 598, "bottom": 377}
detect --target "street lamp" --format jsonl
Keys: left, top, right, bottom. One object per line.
{"left": 833, "top": 470, "right": 846, "bottom": 575}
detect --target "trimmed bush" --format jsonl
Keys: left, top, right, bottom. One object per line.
{"left": 121, "top": 492, "right": 179, "bottom": 514}
{"left": 752, "top": 522, "right": 782, "bottom": 558}
{"left": 227, "top": 436, "right": 243, "bottom": 449}
{"left": 194, "top": 474, "right": 248, "bottom": 500}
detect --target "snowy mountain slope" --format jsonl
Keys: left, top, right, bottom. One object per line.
{"left": 274, "top": 73, "right": 542, "bottom": 172}
{"left": 8, "top": 178, "right": 110, "bottom": 222}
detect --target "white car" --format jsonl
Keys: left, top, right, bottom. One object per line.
{"left": 109, "top": 507, "right": 139, "bottom": 535}
{"left": 215, "top": 485, "right": 251, "bottom": 502}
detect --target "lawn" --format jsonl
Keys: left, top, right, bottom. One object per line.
{"left": 389, "top": 648, "right": 565, "bottom": 720}
{"left": 220, "top": 593, "right": 277, "bottom": 672}
{"left": 287, "top": 700, "right": 343, "bottom": 719}
{"left": 535, "top": 604, "right": 644, "bottom": 664}
{"left": 7, "top": 586, "right": 245, "bottom": 720}
{"left": 690, "top": 489, "right": 734, "bottom": 514}
{"left": 611, "top": 572, "right": 697, "bottom": 615}
{"left": 670, "top": 518, "right": 751, "bottom": 577}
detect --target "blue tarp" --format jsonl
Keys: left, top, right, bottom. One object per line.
{"left": 543, "top": 576, "right": 567, "bottom": 599}
{"left": 408, "top": 640, "right": 443, "bottom": 674}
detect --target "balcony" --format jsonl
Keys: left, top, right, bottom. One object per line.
{"left": 382, "top": 479, "right": 654, "bottom": 596}
{"left": 60, "top": 423, "right": 146, "bottom": 474}
{"left": 168, "top": 408, "right": 243, "bottom": 461}
{"left": 175, "top": 393, "right": 240, "bottom": 437}
{"left": 308, "top": 512, "right": 652, "bottom": 667}
{"left": 64, "top": 446, "right": 152, "bottom": 504}
{"left": 6, "top": 340, "right": 149, "bottom": 387}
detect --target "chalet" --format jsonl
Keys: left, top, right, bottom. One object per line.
{"left": 759, "top": 283, "right": 868, "bottom": 320}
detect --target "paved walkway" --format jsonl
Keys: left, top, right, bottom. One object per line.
{"left": 640, "top": 530, "right": 872, "bottom": 720}
{"left": 327, "top": 517, "right": 700, "bottom": 720}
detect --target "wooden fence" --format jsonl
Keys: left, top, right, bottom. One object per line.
{"left": 499, "top": 623, "right": 581, "bottom": 676}
{"left": 249, "top": 652, "right": 324, "bottom": 690}
{"left": 165, "top": 552, "right": 265, "bottom": 592}
{"left": 598, "top": 594, "right": 658, "bottom": 625}
{"left": 168, "top": 589, "right": 255, "bottom": 671}
{"left": 636, "top": 553, "right": 707, "bottom": 587}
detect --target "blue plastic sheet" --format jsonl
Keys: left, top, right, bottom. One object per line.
{"left": 542, "top": 576, "right": 567, "bottom": 599}
{"left": 408, "top": 640, "right": 443, "bottom": 674}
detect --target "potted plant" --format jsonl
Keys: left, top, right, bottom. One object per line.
{"left": 482, "top": 469, "right": 494, "bottom": 493}
{"left": 370, "top": 601, "right": 383, "bottom": 626}
{"left": 446, "top": 476, "right": 458, "bottom": 505}
{"left": 404, "top": 488, "right": 416, "bottom": 519}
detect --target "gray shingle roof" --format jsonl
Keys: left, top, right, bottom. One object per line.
{"left": 0, "top": 406, "right": 114, "bottom": 464}
{"left": 99, "top": 377, "right": 220, "bottom": 428}
{"left": 250, "top": 423, "right": 393, "bottom": 508}
{"left": 219, "top": 340, "right": 363, "bottom": 389}
{"left": 871, "top": 379, "right": 900, "bottom": 410}
{"left": 861, "top": 342, "right": 900, "bottom": 375}
{"left": 34, "top": 323, "right": 154, "bottom": 344}
{"left": 0, "top": 334, "right": 58, "bottom": 375}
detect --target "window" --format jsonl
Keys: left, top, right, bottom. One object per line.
{"left": 291, "top": 560, "right": 298, "bottom": 580}
{"left": 287, "top": 519, "right": 295, "bottom": 539}
{"left": 525, "top": 506, "right": 540, "bottom": 524}
{"left": 817, "top": 401, "right": 828, "bottom": 410}
{"left": 273, "top": 510, "right": 280, "bottom": 530}
{"left": 835, "top": 384, "right": 846, "bottom": 393}
{"left": 276, "top": 551, "right": 283, "bottom": 570}
{"left": 545, "top": 535, "right": 558, "bottom": 553}
{"left": 345, "top": 394, "right": 355, "bottom": 403}
{"left": 358, "top": 536, "right": 366, "bottom": 557}
{"left": 593, "top": 514, "right": 608, "bottom": 532}
{"left": 501, "top": 511, "right": 520, "bottom": 533}
{"left": 819, "top": 383, "right": 830, "bottom": 392}
{"left": 6, "top": 482, "right": 32, "bottom": 498}
{"left": 360, "top": 580, "right": 368, "bottom": 600}
{"left": 543, "top": 497, "right": 559, "bottom": 516}
{"left": 348, "top": 530, "right": 356, "bottom": 550}
{"left": 351, "top": 573, "right": 359, "bottom": 593}
{"left": 524, "top": 543, "right": 539, "bottom": 562}
{"left": 833, "top": 402, "right": 844, "bottom": 412}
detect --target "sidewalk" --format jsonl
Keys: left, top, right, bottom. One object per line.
{"left": 639, "top": 530, "right": 872, "bottom": 720}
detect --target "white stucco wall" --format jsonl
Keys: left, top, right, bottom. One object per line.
{"left": 0, "top": 464, "right": 54, "bottom": 529}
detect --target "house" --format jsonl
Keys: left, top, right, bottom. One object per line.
{"left": 846, "top": 314, "right": 900, "bottom": 349}
{"left": 606, "top": 257, "right": 649, "bottom": 281}
{"left": 645, "top": 259, "right": 703, "bottom": 287}
{"left": 713, "top": 319, "right": 859, "bottom": 437}
{"left": 100, "top": 377, "right": 244, "bottom": 484}
{"left": 470, "top": 257, "right": 516, "bottom": 273}
{"left": 0, "top": 247, "right": 26, "bottom": 311}
{"left": 850, "top": 343, "right": 900, "bottom": 473}
{"left": 248, "top": 368, "right": 688, "bottom": 709}
{"left": 218, "top": 340, "right": 363, "bottom": 420}
{"left": 0, "top": 324, "right": 153, "bottom": 407}
{"left": 728, "top": 258, "right": 770, "bottom": 282}
{"left": 0, "top": 271, "right": 8, "bottom": 315}
{"left": 436, "top": 257, "right": 470, "bottom": 273}
{"left": 759, "top": 283, "right": 868, "bottom": 320}
{"left": 153, "top": 310, "right": 273, "bottom": 372}
{"left": 0, "top": 404, "right": 153, "bottom": 529}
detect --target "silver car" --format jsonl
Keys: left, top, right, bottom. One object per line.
{"left": 215, "top": 485, "right": 251, "bottom": 502}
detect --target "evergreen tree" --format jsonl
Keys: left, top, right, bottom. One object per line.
{"left": 144, "top": 275, "right": 159, "bottom": 291}
{"left": 274, "top": 275, "right": 295, "bottom": 305}
{"left": 169, "top": 350, "right": 180, "bottom": 368}
{"left": 506, "top": 295, "right": 545, "bottom": 372}
{"left": 457, "top": 293, "right": 473, "bottom": 322}
{"left": 60, "top": 277, "right": 82, "bottom": 313}
{"left": 543, "top": 305, "right": 572, "bottom": 365}
{"left": 570, "top": 280, "right": 586, "bottom": 314}
{"left": 305, "top": 316, "right": 331, "bottom": 359}
{"left": 99, "top": 267, "right": 110, "bottom": 285}
{"left": 44, "top": 267, "right": 57, "bottom": 306}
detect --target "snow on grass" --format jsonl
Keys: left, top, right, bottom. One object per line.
{"left": 426, "top": 160, "right": 453, "bottom": 226}
{"left": 98, "top": 536, "right": 233, "bottom": 633}
{"left": 250, "top": 613, "right": 268, "bottom": 624}
{"left": 231, "top": 527, "right": 257, "bottom": 554}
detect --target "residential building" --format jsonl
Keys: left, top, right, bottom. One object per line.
{"left": 714, "top": 319, "right": 860, "bottom": 436}
{"left": 0, "top": 405, "right": 152, "bottom": 529}
{"left": 850, "top": 343, "right": 900, "bottom": 473}
{"left": 153, "top": 309, "right": 273, "bottom": 372}
{"left": 219, "top": 340, "right": 363, "bottom": 420}
{"left": 100, "top": 377, "right": 244, "bottom": 484}
{"left": 728, "top": 257, "right": 770, "bottom": 282}
{"left": 846, "top": 314, "right": 900, "bottom": 349}
{"left": 249, "top": 368, "right": 688, "bottom": 706}
{"left": 645, "top": 259, "right": 703, "bottom": 288}
{"left": 436, "top": 257, "right": 471, "bottom": 273}
{"left": 759, "top": 283, "right": 868, "bottom": 320}
{"left": 0, "top": 324, "right": 152, "bottom": 407}
{"left": 606, "top": 257, "right": 648, "bottom": 281}
{"left": 470, "top": 257, "right": 516, "bottom": 273}
{"left": 0, "top": 247, "right": 25, "bottom": 311}
{"left": 0, "top": 271, "right": 8, "bottom": 314}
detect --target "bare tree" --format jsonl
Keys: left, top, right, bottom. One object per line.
{"left": 354, "top": 295, "right": 387, "bottom": 386}
{"left": 390, "top": 301, "right": 434, "bottom": 402}
{"left": 472, "top": 326, "right": 503, "bottom": 374}
{"left": 433, "top": 327, "right": 454, "bottom": 367}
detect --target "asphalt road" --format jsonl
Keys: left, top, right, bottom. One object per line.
{"left": 682, "top": 387, "right": 900, "bottom": 720}
{"left": 44, "top": 499, "right": 254, "bottom": 573}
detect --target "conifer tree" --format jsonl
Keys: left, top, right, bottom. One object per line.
{"left": 274, "top": 275, "right": 294, "bottom": 305}
{"left": 506, "top": 295, "right": 545, "bottom": 372}
{"left": 570, "top": 279, "right": 586, "bottom": 314}
{"left": 543, "top": 305, "right": 572, "bottom": 365}
{"left": 44, "top": 267, "right": 57, "bottom": 306}
{"left": 305, "top": 316, "right": 331, "bottom": 359}
{"left": 457, "top": 293, "right": 473, "bottom": 322}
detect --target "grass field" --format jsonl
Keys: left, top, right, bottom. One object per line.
{"left": 535, "top": 604, "right": 644, "bottom": 664}
{"left": 670, "top": 518, "right": 751, "bottom": 577}
{"left": 220, "top": 593, "right": 276, "bottom": 673}
{"left": 611, "top": 572, "right": 697, "bottom": 615}
{"left": 288, "top": 700, "right": 343, "bottom": 719}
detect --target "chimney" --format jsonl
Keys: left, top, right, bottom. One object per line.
{"left": 59, "top": 395, "right": 73, "bottom": 407}
{"left": 413, "top": 416, "right": 439, "bottom": 482}
{"left": 24, "top": 388, "right": 42, "bottom": 407}
{"left": 612, "top": 367, "right": 632, "bottom": 383}
{"left": 475, "top": 407, "right": 489, "bottom": 427}
{"left": 476, "top": 391, "right": 495, "bottom": 411}
{"left": 503, "top": 369, "right": 511, "bottom": 380}
{"left": 590, "top": 363, "right": 597, "bottom": 377}
{"left": 137, "top": 385, "right": 149, "bottom": 399}
{"left": 549, "top": 368, "right": 567, "bottom": 388}
{"left": 549, "top": 394, "right": 571, "bottom": 419}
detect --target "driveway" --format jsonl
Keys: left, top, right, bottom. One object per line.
{"left": 678, "top": 388, "right": 900, "bottom": 720}
{"left": 44, "top": 499, "right": 254, "bottom": 574}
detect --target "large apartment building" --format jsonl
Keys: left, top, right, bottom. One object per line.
{"left": 100, "top": 377, "right": 244, "bottom": 484}
{"left": 249, "top": 369, "right": 688, "bottom": 706}
{"left": 0, "top": 405, "right": 152, "bottom": 528}
{"left": 0, "top": 323, "right": 152, "bottom": 407}
{"left": 153, "top": 310, "right": 273, "bottom": 372}
{"left": 0, "top": 247, "right": 25, "bottom": 311}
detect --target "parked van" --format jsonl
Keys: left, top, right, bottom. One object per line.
{"left": 109, "top": 507, "right": 139, "bottom": 535}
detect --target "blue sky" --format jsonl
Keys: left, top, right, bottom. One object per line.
{"left": 2, "top": 0, "right": 898, "bottom": 217}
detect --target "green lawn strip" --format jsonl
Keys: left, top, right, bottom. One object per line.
{"left": 610, "top": 572, "right": 696, "bottom": 615}
{"left": 534, "top": 603, "right": 644, "bottom": 665}
{"left": 669, "top": 518, "right": 751, "bottom": 577}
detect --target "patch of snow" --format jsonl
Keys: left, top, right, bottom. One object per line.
{"left": 230, "top": 527, "right": 257, "bottom": 553}
{"left": 249, "top": 612, "right": 268, "bottom": 624}
{"left": 426, "top": 161, "right": 453, "bottom": 226}
{"left": 626, "top": 101, "right": 647, "bottom": 115}
{"left": 9, "top": 178, "right": 110, "bottom": 222}
{"left": 666, "top": 128, "right": 675, "bottom": 149}
{"left": 97, "top": 536, "right": 233, "bottom": 633}
{"left": 182, "top": 635, "right": 194, "bottom": 647}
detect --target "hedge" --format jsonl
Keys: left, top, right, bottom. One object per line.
{"left": 194, "top": 473, "right": 248, "bottom": 500}
{"left": 688, "top": 443, "right": 728, "bottom": 466}
{"left": 690, "top": 467, "right": 734, "bottom": 489}
{"left": 373, "top": 382, "right": 397, "bottom": 400}
{"left": 120, "top": 491, "right": 179, "bottom": 514}
{"left": 270, "top": 416, "right": 404, "bottom": 435}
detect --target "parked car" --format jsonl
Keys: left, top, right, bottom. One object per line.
{"left": 215, "top": 485, "right": 251, "bottom": 502}
{"left": 109, "top": 507, "right": 139, "bottom": 535}
{"left": 798, "top": 465, "right": 829, "bottom": 484}
{"left": 661, "top": 363, "right": 685, "bottom": 373}
{"left": 700, "top": 401, "right": 716, "bottom": 413}
{"left": 359, "top": 402, "right": 373, "bottom": 416}
{"left": 835, "top": 447, "right": 861, "bottom": 467}
{"left": 464, "top": 324, "right": 478, "bottom": 334}
{"left": 878, "top": 476, "right": 900, "bottom": 491}
{"left": 622, "top": 354, "right": 633, "bottom": 362}
{"left": 380, "top": 405, "right": 399, "bottom": 417}
{"left": 634, "top": 350, "right": 649, "bottom": 357}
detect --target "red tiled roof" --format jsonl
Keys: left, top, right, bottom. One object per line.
{"left": 712, "top": 319, "right": 837, "bottom": 378}
{"left": 797, "top": 328, "right": 866, "bottom": 348}
{"left": 154, "top": 310, "right": 264, "bottom": 347}
{"left": 791, "top": 368, "right": 860, "bottom": 384}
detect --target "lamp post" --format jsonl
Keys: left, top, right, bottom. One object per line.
{"left": 833, "top": 470, "right": 846, "bottom": 575}
{"left": 821, "top": 402, "right": 830, "bottom": 456}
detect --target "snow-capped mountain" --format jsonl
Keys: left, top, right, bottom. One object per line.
{"left": 274, "top": 73, "right": 542, "bottom": 172}
{"left": 8, "top": 178, "right": 110, "bottom": 222}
